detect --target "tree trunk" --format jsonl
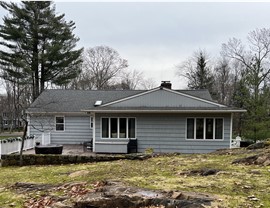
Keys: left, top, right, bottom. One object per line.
{"left": 19, "top": 120, "right": 28, "bottom": 166}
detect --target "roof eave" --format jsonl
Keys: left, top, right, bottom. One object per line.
{"left": 81, "top": 109, "right": 247, "bottom": 113}
{"left": 26, "top": 111, "right": 87, "bottom": 115}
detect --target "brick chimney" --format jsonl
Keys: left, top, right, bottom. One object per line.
{"left": 160, "top": 81, "right": 172, "bottom": 89}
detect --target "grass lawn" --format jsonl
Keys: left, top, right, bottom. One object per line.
{"left": 0, "top": 149, "right": 269, "bottom": 207}
{"left": 0, "top": 136, "right": 16, "bottom": 140}
{"left": 0, "top": 133, "right": 22, "bottom": 140}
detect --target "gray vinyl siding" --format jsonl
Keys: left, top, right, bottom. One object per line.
{"left": 29, "top": 115, "right": 92, "bottom": 144}
{"left": 94, "top": 113, "right": 231, "bottom": 153}
{"left": 110, "top": 90, "right": 217, "bottom": 108}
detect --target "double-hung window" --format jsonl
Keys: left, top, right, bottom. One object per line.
{"left": 186, "top": 118, "right": 223, "bottom": 140}
{"left": 101, "top": 117, "right": 136, "bottom": 139}
{"left": 56, "top": 116, "right": 65, "bottom": 131}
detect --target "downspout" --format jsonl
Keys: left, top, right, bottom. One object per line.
{"left": 27, "top": 114, "right": 30, "bottom": 137}
{"left": 93, "top": 113, "right": 96, "bottom": 152}
{"left": 230, "top": 113, "right": 233, "bottom": 149}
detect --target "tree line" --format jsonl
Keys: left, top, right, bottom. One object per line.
{"left": 0, "top": 1, "right": 269, "bottom": 141}
{"left": 177, "top": 28, "right": 270, "bottom": 141}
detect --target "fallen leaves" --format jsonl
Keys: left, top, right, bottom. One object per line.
{"left": 24, "top": 196, "right": 54, "bottom": 208}
{"left": 23, "top": 182, "right": 91, "bottom": 208}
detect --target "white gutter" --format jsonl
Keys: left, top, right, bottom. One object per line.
{"left": 81, "top": 109, "right": 247, "bottom": 113}
{"left": 26, "top": 111, "right": 88, "bottom": 115}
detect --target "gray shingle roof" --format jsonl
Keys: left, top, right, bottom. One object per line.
{"left": 27, "top": 89, "right": 144, "bottom": 113}
{"left": 27, "top": 88, "right": 223, "bottom": 113}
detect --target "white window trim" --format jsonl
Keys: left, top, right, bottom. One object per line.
{"left": 100, "top": 117, "right": 136, "bottom": 139}
{"left": 186, "top": 117, "right": 224, "bottom": 140}
{"left": 55, "top": 115, "right": 65, "bottom": 132}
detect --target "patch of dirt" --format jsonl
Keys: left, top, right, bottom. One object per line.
{"left": 11, "top": 182, "right": 56, "bottom": 193}
{"left": 11, "top": 181, "right": 217, "bottom": 208}
{"left": 68, "top": 170, "right": 90, "bottom": 178}
{"left": 74, "top": 181, "right": 216, "bottom": 208}
{"left": 11, "top": 182, "right": 91, "bottom": 208}
{"left": 178, "top": 168, "right": 220, "bottom": 176}
{"left": 213, "top": 141, "right": 270, "bottom": 156}
{"left": 232, "top": 153, "right": 270, "bottom": 166}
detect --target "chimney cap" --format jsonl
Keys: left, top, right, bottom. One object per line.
{"left": 160, "top": 81, "right": 172, "bottom": 89}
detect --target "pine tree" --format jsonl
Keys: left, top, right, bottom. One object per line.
{"left": 187, "top": 51, "right": 215, "bottom": 94}
{"left": 0, "top": 1, "right": 83, "bottom": 101}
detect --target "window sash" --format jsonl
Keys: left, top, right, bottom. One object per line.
{"left": 206, "top": 118, "right": 214, "bottom": 139}
{"left": 119, "top": 118, "right": 127, "bottom": 138}
{"left": 110, "top": 118, "right": 118, "bottom": 138}
{"left": 102, "top": 118, "right": 109, "bottom": 138}
{"left": 128, "top": 118, "right": 136, "bottom": 138}
{"left": 196, "top": 118, "right": 204, "bottom": 139}
{"left": 187, "top": 118, "right": 194, "bottom": 139}
{"left": 215, "top": 119, "right": 223, "bottom": 139}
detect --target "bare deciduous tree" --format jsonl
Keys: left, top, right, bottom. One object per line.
{"left": 222, "top": 28, "right": 270, "bottom": 100}
{"left": 140, "top": 78, "right": 157, "bottom": 90}
{"left": 120, "top": 69, "right": 143, "bottom": 90}
{"left": 83, "top": 46, "right": 128, "bottom": 89}
{"left": 222, "top": 28, "right": 270, "bottom": 140}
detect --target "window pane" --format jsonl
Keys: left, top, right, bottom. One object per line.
{"left": 206, "top": 118, "right": 214, "bottom": 139}
{"left": 56, "top": 124, "right": 64, "bottom": 131}
{"left": 56, "top": 117, "right": 64, "bottom": 124}
{"left": 187, "top": 118, "right": 194, "bottom": 139}
{"left": 111, "top": 118, "right": 118, "bottom": 138}
{"left": 196, "top": 118, "right": 204, "bottom": 139}
{"left": 102, "top": 118, "right": 109, "bottom": 138}
{"left": 119, "top": 118, "right": 127, "bottom": 138}
{"left": 215, "top": 119, "right": 223, "bottom": 139}
{"left": 128, "top": 118, "right": 136, "bottom": 138}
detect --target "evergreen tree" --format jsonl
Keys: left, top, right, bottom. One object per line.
{"left": 0, "top": 1, "right": 83, "bottom": 101}
{"left": 186, "top": 51, "right": 215, "bottom": 95}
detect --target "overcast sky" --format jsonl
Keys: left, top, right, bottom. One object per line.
{"left": 1, "top": 2, "right": 270, "bottom": 92}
